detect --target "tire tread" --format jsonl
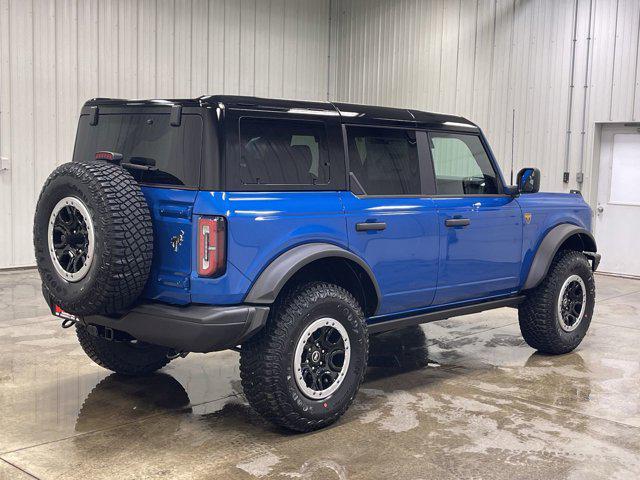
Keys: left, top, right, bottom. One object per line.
{"left": 34, "top": 161, "right": 153, "bottom": 315}
{"left": 519, "top": 250, "right": 594, "bottom": 354}
{"left": 239, "top": 281, "right": 368, "bottom": 432}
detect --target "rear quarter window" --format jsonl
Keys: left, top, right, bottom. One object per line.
{"left": 236, "top": 117, "right": 330, "bottom": 188}
{"left": 73, "top": 113, "right": 203, "bottom": 188}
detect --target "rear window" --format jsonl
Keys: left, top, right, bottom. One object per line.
{"left": 347, "top": 126, "right": 420, "bottom": 195}
{"left": 239, "top": 118, "right": 330, "bottom": 186}
{"left": 73, "top": 113, "right": 203, "bottom": 187}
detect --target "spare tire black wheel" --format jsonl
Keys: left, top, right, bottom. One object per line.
{"left": 33, "top": 161, "right": 153, "bottom": 316}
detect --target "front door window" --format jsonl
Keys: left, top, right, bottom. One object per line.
{"left": 428, "top": 133, "right": 500, "bottom": 195}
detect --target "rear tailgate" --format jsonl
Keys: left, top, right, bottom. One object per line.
{"left": 141, "top": 187, "right": 197, "bottom": 304}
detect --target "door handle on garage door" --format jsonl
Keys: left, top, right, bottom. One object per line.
{"left": 356, "top": 222, "right": 387, "bottom": 232}
{"left": 445, "top": 218, "right": 470, "bottom": 227}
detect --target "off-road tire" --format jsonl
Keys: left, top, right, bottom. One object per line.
{"left": 33, "top": 161, "right": 153, "bottom": 316}
{"left": 77, "top": 325, "right": 171, "bottom": 376}
{"left": 519, "top": 250, "right": 595, "bottom": 354}
{"left": 240, "top": 282, "right": 369, "bottom": 432}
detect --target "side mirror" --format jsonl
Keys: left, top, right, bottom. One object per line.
{"left": 517, "top": 167, "right": 540, "bottom": 193}
{"left": 503, "top": 185, "right": 519, "bottom": 197}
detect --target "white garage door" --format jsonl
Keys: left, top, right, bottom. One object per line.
{"left": 595, "top": 126, "right": 640, "bottom": 277}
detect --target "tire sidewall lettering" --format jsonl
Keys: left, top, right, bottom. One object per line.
{"left": 283, "top": 295, "right": 365, "bottom": 420}
{"left": 552, "top": 258, "right": 595, "bottom": 340}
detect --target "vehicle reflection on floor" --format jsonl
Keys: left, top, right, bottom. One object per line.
{"left": 75, "top": 373, "right": 192, "bottom": 433}
{"left": 368, "top": 325, "right": 432, "bottom": 371}
{"left": 73, "top": 326, "right": 437, "bottom": 434}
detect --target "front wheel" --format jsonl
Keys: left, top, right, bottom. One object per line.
{"left": 240, "top": 282, "right": 369, "bottom": 432}
{"left": 518, "top": 250, "right": 596, "bottom": 355}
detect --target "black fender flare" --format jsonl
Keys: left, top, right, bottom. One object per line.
{"left": 244, "top": 243, "right": 381, "bottom": 308}
{"left": 523, "top": 224, "right": 598, "bottom": 290}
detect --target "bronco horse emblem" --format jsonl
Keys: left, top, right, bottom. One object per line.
{"left": 171, "top": 230, "right": 184, "bottom": 252}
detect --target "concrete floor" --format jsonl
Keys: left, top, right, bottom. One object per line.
{"left": 0, "top": 271, "right": 639, "bottom": 479}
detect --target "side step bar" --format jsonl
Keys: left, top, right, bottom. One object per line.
{"left": 368, "top": 295, "right": 526, "bottom": 334}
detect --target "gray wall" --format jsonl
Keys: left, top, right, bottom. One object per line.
{"left": 330, "top": 0, "right": 640, "bottom": 199}
{"left": 1, "top": 0, "right": 637, "bottom": 268}
{"left": 0, "top": 0, "right": 332, "bottom": 268}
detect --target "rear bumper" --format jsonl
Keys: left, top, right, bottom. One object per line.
{"left": 84, "top": 303, "right": 270, "bottom": 353}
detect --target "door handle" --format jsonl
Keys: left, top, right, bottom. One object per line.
{"left": 445, "top": 218, "right": 471, "bottom": 227}
{"left": 356, "top": 222, "right": 387, "bottom": 232}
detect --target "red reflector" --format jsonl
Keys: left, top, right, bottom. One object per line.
{"left": 53, "top": 305, "right": 79, "bottom": 321}
{"left": 197, "top": 216, "right": 226, "bottom": 277}
{"left": 95, "top": 151, "right": 123, "bottom": 162}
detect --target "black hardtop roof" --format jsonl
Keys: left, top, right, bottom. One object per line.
{"left": 84, "top": 95, "right": 478, "bottom": 130}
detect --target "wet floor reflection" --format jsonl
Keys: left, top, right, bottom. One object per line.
{"left": 75, "top": 373, "right": 192, "bottom": 433}
{"left": 0, "top": 270, "right": 52, "bottom": 323}
{"left": 368, "top": 326, "right": 432, "bottom": 371}
{"left": 71, "top": 326, "right": 440, "bottom": 435}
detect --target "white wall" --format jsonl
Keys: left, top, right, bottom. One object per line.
{"left": 330, "top": 0, "right": 640, "bottom": 202}
{"left": 0, "top": 0, "right": 332, "bottom": 268}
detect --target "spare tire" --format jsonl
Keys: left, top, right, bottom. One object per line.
{"left": 33, "top": 161, "right": 153, "bottom": 316}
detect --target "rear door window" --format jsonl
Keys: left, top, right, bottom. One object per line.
{"left": 346, "top": 126, "right": 421, "bottom": 195}
{"left": 73, "top": 113, "right": 203, "bottom": 187}
{"left": 239, "top": 118, "right": 330, "bottom": 186}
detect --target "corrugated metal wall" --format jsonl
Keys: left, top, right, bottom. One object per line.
{"left": 0, "top": 0, "right": 331, "bottom": 268}
{"left": 1, "top": 0, "right": 637, "bottom": 269}
{"left": 330, "top": 0, "right": 640, "bottom": 200}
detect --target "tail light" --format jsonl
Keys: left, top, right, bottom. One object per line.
{"left": 197, "top": 216, "right": 226, "bottom": 277}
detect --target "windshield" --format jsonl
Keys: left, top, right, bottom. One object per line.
{"left": 73, "top": 113, "right": 203, "bottom": 187}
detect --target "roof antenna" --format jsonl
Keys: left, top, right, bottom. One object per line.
{"left": 510, "top": 108, "right": 515, "bottom": 184}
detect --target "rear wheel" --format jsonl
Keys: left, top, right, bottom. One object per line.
{"left": 77, "top": 325, "right": 171, "bottom": 376}
{"left": 518, "top": 250, "right": 595, "bottom": 354}
{"left": 240, "top": 282, "right": 368, "bottom": 432}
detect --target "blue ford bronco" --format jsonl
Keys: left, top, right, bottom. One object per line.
{"left": 33, "top": 96, "right": 600, "bottom": 431}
